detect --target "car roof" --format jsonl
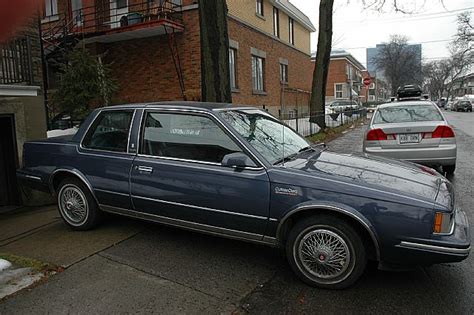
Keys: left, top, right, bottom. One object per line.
{"left": 377, "top": 100, "right": 436, "bottom": 109}
{"left": 95, "top": 101, "right": 258, "bottom": 112}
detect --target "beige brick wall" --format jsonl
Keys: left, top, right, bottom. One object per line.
{"left": 227, "top": 0, "right": 311, "bottom": 55}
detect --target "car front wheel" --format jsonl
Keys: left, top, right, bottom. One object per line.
{"left": 286, "top": 215, "right": 367, "bottom": 289}
{"left": 57, "top": 178, "right": 102, "bottom": 230}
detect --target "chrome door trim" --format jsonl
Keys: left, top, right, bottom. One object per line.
{"left": 135, "top": 153, "right": 265, "bottom": 171}
{"left": 94, "top": 188, "right": 130, "bottom": 197}
{"left": 277, "top": 204, "right": 381, "bottom": 261}
{"left": 99, "top": 204, "right": 278, "bottom": 247}
{"left": 131, "top": 194, "right": 268, "bottom": 220}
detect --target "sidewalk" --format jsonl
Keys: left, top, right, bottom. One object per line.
{"left": 0, "top": 206, "right": 143, "bottom": 267}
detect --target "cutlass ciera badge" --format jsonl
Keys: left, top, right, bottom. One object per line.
{"left": 275, "top": 187, "right": 299, "bottom": 196}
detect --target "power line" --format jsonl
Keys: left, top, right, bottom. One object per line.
{"left": 335, "top": 6, "right": 474, "bottom": 25}
{"left": 337, "top": 38, "right": 453, "bottom": 50}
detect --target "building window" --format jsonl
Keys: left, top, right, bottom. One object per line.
{"left": 116, "top": 0, "right": 128, "bottom": 9}
{"left": 252, "top": 55, "right": 265, "bottom": 92}
{"left": 229, "top": 48, "right": 237, "bottom": 90}
{"left": 288, "top": 18, "right": 294, "bottom": 45}
{"left": 44, "top": 0, "right": 58, "bottom": 17}
{"left": 273, "top": 7, "right": 279, "bottom": 37}
{"left": 335, "top": 84, "right": 344, "bottom": 99}
{"left": 368, "top": 95, "right": 375, "bottom": 101}
{"left": 369, "top": 82, "right": 375, "bottom": 89}
{"left": 280, "top": 63, "right": 288, "bottom": 84}
{"left": 256, "top": 0, "right": 264, "bottom": 16}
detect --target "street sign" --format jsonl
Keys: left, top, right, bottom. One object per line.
{"left": 363, "top": 78, "right": 371, "bottom": 86}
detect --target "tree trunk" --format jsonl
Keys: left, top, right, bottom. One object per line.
{"left": 309, "top": 0, "right": 334, "bottom": 128}
{"left": 199, "top": 0, "right": 232, "bottom": 103}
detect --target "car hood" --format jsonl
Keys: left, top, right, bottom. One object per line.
{"left": 282, "top": 150, "right": 448, "bottom": 206}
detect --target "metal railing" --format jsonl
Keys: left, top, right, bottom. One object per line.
{"left": 42, "top": 0, "right": 183, "bottom": 40}
{"left": 0, "top": 37, "right": 33, "bottom": 85}
{"left": 278, "top": 108, "right": 368, "bottom": 137}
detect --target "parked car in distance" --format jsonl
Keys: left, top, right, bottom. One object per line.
{"left": 363, "top": 101, "right": 457, "bottom": 175}
{"left": 452, "top": 100, "right": 473, "bottom": 112}
{"left": 366, "top": 104, "right": 378, "bottom": 113}
{"left": 17, "top": 102, "right": 470, "bottom": 289}
{"left": 326, "top": 100, "right": 360, "bottom": 114}
{"left": 445, "top": 101, "right": 454, "bottom": 111}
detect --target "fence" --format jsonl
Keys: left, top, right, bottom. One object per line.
{"left": 278, "top": 108, "right": 368, "bottom": 137}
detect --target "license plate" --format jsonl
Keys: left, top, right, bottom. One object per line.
{"left": 399, "top": 133, "right": 420, "bottom": 143}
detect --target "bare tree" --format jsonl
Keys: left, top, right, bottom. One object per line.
{"left": 371, "top": 35, "right": 421, "bottom": 95}
{"left": 309, "top": 0, "right": 334, "bottom": 128}
{"left": 422, "top": 60, "right": 451, "bottom": 100}
{"left": 199, "top": 0, "right": 232, "bottom": 103}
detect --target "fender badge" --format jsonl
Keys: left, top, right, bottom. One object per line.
{"left": 275, "top": 187, "right": 299, "bottom": 196}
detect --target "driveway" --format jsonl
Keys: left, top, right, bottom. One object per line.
{"left": 1, "top": 115, "right": 473, "bottom": 314}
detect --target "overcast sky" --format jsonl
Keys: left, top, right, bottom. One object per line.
{"left": 290, "top": 0, "right": 473, "bottom": 68}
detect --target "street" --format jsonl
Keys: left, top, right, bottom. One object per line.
{"left": 0, "top": 110, "right": 473, "bottom": 314}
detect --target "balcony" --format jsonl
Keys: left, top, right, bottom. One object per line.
{"left": 1, "top": 37, "right": 33, "bottom": 85}
{"left": 42, "top": 0, "right": 184, "bottom": 45}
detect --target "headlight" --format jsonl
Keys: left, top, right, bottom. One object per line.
{"left": 433, "top": 211, "right": 454, "bottom": 234}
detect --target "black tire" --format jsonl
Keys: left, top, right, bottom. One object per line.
{"left": 56, "top": 177, "right": 102, "bottom": 230}
{"left": 444, "top": 164, "right": 456, "bottom": 176}
{"left": 286, "top": 214, "right": 367, "bottom": 289}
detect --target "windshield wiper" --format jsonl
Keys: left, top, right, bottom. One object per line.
{"left": 298, "top": 143, "right": 327, "bottom": 153}
{"left": 273, "top": 152, "right": 299, "bottom": 165}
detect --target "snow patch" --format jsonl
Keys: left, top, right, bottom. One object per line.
{"left": 47, "top": 127, "right": 78, "bottom": 138}
{"left": 0, "top": 267, "right": 44, "bottom": 299}
{"left": 0, "top": 259, "right": 12, "bottom": 272}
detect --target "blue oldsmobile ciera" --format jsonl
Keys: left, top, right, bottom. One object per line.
{"left": 17, "top": 102, "right": 470, "bottom": 289}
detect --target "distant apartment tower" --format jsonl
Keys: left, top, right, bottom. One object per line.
{"left": 366, "top": 43, "right": 422, "bottom": 86}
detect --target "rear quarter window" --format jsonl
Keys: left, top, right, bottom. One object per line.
{"left": 373, "top": 104, "right": 443, "bottom": 124}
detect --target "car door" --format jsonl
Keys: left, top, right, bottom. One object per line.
{"left": 77, "top": 109, "right": 135, "bottom": 209}
{"left": 130, "top": 109, "right": 270, "bottom": 238}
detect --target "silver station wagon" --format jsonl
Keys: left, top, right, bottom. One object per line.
{"left": 363, "top": 101, "right": 456, "bottom": 175}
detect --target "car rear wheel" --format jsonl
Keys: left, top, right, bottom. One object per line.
{"left": 444, "top": 164, "right": 456, "bottom": 176}
{"left": 286, "top": 215, "right": 367, "bottom": 289}
{"left": 57, "top": 178, "right": 102, "bottom": 230}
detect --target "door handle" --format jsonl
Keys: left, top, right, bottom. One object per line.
{"left": 136, "top": 166, "right": 153, "bottom": 173}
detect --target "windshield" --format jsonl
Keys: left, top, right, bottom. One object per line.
{"left": 373, "top": 104, "right": 443, "bottom": 124}
{"left": 218, "top": 109, "right": 310, "bottom": 165}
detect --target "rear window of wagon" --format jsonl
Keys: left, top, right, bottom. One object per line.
{"left": 373, "top": 104, "right": 444, "bottom": 124}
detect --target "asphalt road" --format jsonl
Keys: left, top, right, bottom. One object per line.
{"left": 1, "top": 111, "right": 473, "bottom": 314}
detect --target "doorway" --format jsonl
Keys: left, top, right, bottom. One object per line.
{"left": 0, "top": 115, "right": 20, "bottom": 206}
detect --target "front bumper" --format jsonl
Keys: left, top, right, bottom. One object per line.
{"left": 392, "top": 209, "right": 470, "bottom": 265}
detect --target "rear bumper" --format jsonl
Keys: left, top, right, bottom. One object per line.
{"left": 363, "top": 144, "right": 456, "bottom": 166}
{"left": 390, "top": 209, "right": 470, "bottom": 265}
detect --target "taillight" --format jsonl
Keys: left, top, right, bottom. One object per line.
{"left": 367, "top": 128, "right": 393, "bottom": 141}
{"left": 431, "top": 125, "right": 455, "bottom": 138}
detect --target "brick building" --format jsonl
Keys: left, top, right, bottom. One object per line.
{"left": 0, "top": 17, "right": 47, "bottom": 206}
{"left": 312, "top": 50, "right": 365, "bottom": 104}
{"left": 41, "top": 0, "right": 315, "bottom": 116}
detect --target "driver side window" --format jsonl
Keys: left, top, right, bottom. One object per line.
{"left": 140, "top": 111, "right": 243, "bottom": 164}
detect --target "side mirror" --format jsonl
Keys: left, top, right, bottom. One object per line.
{"left": 221, "top": 152, "right": 257, "bottom": 168}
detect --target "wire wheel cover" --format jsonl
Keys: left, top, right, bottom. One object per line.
{"left": 298, "top": 229, "right": 351, "bottom": 279}
{"left": 59, "top": 185, "right": 88, "bottom": 224}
